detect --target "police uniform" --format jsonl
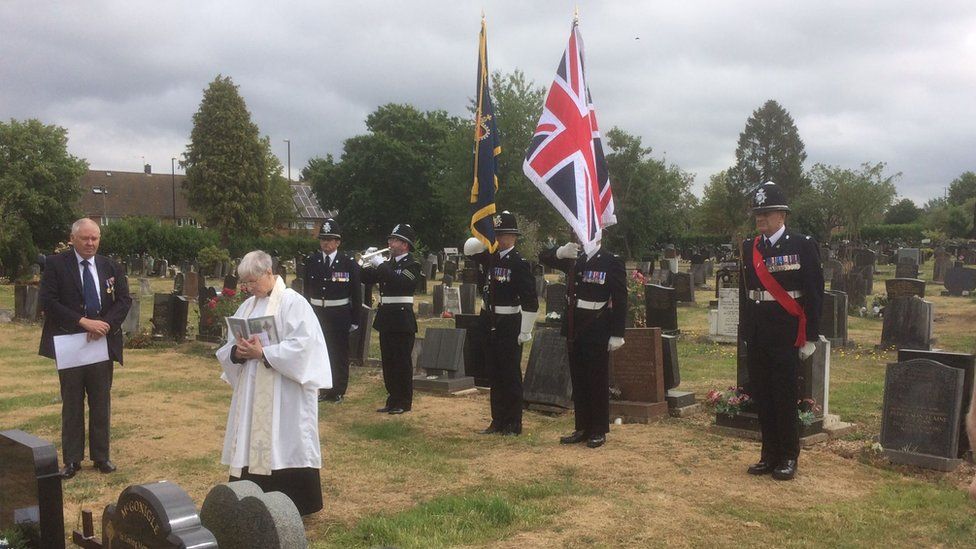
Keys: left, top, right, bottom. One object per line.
{"left": 304, "top": 219, "right": 361, "bottom": 402}
{"left": 361, "top": 224, "right": 421, "bottom": 414}
{"left": 467, "top": 212, "right": 539, "bottom": 435}
{"left": 539, "top": 243, "right": 626, "bottom": 447}
{"left": 739, "top": 182, "right": 824, "bottom": 480}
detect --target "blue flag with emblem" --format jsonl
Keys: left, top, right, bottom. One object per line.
{"left": 469, "top": 16, "right": 501, "bottom": 253}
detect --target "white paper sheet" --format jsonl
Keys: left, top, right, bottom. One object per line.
{"left": 53, "top": 333, "right": 110, "bottom": 370}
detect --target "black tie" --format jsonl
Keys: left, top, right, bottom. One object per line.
{"left": 81, "top": 259, "right": 100, "bottom": 317}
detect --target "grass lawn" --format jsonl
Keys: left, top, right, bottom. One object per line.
{"left": 1, "top": 259, "right": 975, "bottom": 548}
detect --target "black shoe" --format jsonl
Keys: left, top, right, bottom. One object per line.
{"left": 586, "top": 434, "right": 606, "bottom": 448}
{"left": 376, "top": 406, "right": 392, "bottom": 413}
{"left": 61, "top": 462, "right": 81, "bottom": 479}
{"left": 772, "top": 460, "right": 797, "bottom": 481}
{"left": 559, "top": 430, "right": 588, "bottom": 444}
{"left": 479, "top": 425, "right": 501, "bottom": 435}
{"left": 94, "top": 460, "right": 117, "bottom": 474}
{"left": 387, "top": 407, "right": 406, "bottom": 415}
{"left": 747, "top": 460, "right": 775, "bottom": 475}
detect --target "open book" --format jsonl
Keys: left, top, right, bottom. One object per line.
{"left": 225, "top": 315, "right": 280, "bottom": 346}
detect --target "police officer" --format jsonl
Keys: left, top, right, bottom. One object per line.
{"left": 361, "top": 223, "right": 421, "bottom": 415}
{"left": 304, "top": 218, "right": 361, "bottom": 403}
{"left": 539, "top": 238, "right": 626, "bottom": 448}
{"left": 739, "top": 181, "right": 824, "bottom": 481}
{"left": 463, "top": 211, "right": 539, "bottom": 435}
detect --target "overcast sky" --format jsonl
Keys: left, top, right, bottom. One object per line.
{"left": 4, "top": 1, "right": 976, "bottom": 204}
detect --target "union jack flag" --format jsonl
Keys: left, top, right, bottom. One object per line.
{"left": 523, "top": 20, "right": 615, "bottom": 255}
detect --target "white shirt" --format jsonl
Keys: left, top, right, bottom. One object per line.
{"left": 765, "top": 225, "right": 787, "bottom": 247}
{"left": 74, "top": 250, "right": 101, "bottom": 307}
{"left": 498, "top": 246, "right": 514, "bottom": 259}
{"left": 322, "top": 250, "right": 337, "bottom": 266}
{"left": 394, "top": 252, "right": 409, "bottom": 262}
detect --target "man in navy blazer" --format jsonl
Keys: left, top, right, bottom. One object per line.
{"left": 39, "top": 218, "right": 131, "bottom": 479}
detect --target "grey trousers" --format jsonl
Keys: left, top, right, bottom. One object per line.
{"left": 58, "top": 360, "right": 113, "bottom": 464}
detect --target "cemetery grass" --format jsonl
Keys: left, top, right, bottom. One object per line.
{"left": 2, "top": 272, "right": 976, "bottom": 548}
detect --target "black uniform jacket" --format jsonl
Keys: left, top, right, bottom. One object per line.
{"left": 539, "top": 246, "right": 627, "bottom": 339}
{"left": 361, "top": 253, "right": 420, "bottom": 333}
{"left": 472, "top": 248, "right": 539, "bottom": 334}
{"left": 303, "top": 250, "right": 362, "bottom": 332}
{"left": 38, "top": 250, "right": 132, "bottom": 364}
{"left": 738, "top": 229, "right": 824, "bottom": 347}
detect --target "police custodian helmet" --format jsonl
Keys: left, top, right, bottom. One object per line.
{"left": 493, "top": 210, "right": 520, "bottom": 235}
{"left": 318, "top": 218, "right": 341, "bottom": 239}
{"left": 751, "top": 181, "right": 791, "bottom": 214}
{"left": 388, "top": 223, "right": 417, "bottom": 248}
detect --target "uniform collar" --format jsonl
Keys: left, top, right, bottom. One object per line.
{"left": 323, "top": 250, "right": 337, "bottom": 263}
{"left": 765, "top": 225, "right": 786, "bottom": 247}
{"left": 498, "top": 246, "right": 514, "bottom": 259}
{"left": 394, "top": 252, "right": 409, "bottom": 262}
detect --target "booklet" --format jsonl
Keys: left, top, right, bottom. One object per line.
{"left": 225, "top": 315, "right": 280, "bottom": 346}
{"left": 53, "top": 333, "right": 110, "bottom": 370}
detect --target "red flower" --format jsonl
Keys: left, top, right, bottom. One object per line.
{"left": 222, "top": 288, "right": 236, "bottom": 297}
{"left": 208, "top": 297, "right": 217, "bottom": 310}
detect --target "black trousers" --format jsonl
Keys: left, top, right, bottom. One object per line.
{"left": 322, "top": 329, "right": 350, "bottom": 397}
{"left": 58, "top": 360, "right": 113, "bottom": 464}
{"left": 747, "top": 342, "right": 800, "bottom": 462}
{"left": 485, "top": 321, "right": 524, "bottom": 433}
{"left": 569, "top": 321, "right": 611, "bottom": 436}
{"left": 379, "top": 331, "right": 414, "bottom": 409}
{"left": 231, "top": 466, "right": 323, "bottom": 516}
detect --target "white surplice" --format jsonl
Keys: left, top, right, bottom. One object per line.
{"left": 216, "top": 286, "right": 332, "bottom": 472}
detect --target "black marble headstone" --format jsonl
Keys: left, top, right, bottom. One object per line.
{"left": 879, "top": 296, "right": 932, "bottom": 350}
{"left": 0, "top": 430, "right": 64, "bottom": 549}
{"left": 413, "top": 328, "right": 473, "bottom": 393}
{"left": 880, "top": 359, "right": 964, "bottom": 471}
{"left": 661, "top": 334, "right": 679, "bottom": 390}
{"left": 944, "top": 263, "right": 976, "bottom": 296}
{"left": 895, "top": 261, "right": 919, "bottom": 279}
{"left": 523, "top": 327, "right": 573, "bottom": 410}
{"left": 545, "top": 283, "right": 567, "bottom": 317}
{"left": 885, "top": 278, "right": 925, "bottom": 299}
{"left": 644, "top": 284, "right": 678, "bottom": 333}
{"left": 101, "top": 481, "right": 217, "bottom": 548}
{"left": 223, "top": 274, "right": 238, "bottom": 291}
{"left": 459, "top": 283, "right": 478, "bottom": 314}
{"left": 898, "top": 349, "right": 976, "bottom": 458}
{"left": 672, "top": 272, "right": 694, "bottom": 303}
{"left": 151, "top": 293, "right": 173, "bottom": 339}
{"left": 454, "top": 314, "right": 489, "bottom": 386}
{"left": 432, "top": 284, "right": 445, "bottom": 316}
{"left": 348, "top": 305, "right": 376, "bottom": 366}
{"left": 820, "top": 290, "right": 848, "bottom": 347}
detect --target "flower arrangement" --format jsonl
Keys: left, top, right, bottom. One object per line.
{"left": 705, "top": 387, "right": 751, "bottom": 416}
{"left": 627, "top": 269, "right": 647, "bottom": 327}
{"left": 203, "top": 287, "right": 248, "bottom": 327}
{"left": 797, "top": 398, "right": 822, "bottom": 427}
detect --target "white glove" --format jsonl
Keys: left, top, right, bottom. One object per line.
{"left": 518, "top": 310, "right": 539, "bottom": 344}
{"left": 464, "top": 237, "right": 486, "bottom": 256}
{"left": 368, "top": 254, "right": 384, "bottom": 268}
{"left": 349, "top": 324, "right": 358, "bottom": 333}
{"left": 556, "top": 242, "right": 580, "bottom": 259}
{"left": 364, "top": 246, "right": 378, "bottom": 254}
{"left": 608, "top": 336, "right": 625, "bottom": 352}
{"left": 798, "top": 341, "right": 817, "bottom": 360}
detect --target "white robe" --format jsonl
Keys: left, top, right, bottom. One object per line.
{"left": 216, "top": 288, "right": 332, "bottom": 471}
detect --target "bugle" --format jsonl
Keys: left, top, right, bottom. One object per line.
{"left": 357, "top": 247, "right": 390, "bottom": 265}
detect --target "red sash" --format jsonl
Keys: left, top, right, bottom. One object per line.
{"left": 752, "top": 235, "right": 807, "bottom": 347}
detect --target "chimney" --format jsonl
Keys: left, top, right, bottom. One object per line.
{"left": 144, "top": 163, "right": 152, "bottom": 175}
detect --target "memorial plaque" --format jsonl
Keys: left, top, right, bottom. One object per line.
{"left": 898, "top": 349, "right": 976, "bottom": 458}
{"left": 0, "top": 430, "right": 65, "bottom": 549}
{"left": 880, "top": 359, "right": 964, "bottom": 471}
{"left": 101, "top": 481, "right": 217, "bottom": 548}
{"left": 672, "top": 272, "right": 694, "bottom": 303}
{"left": 413, "top": 328, "right": 473, "bottom": 393}
{"left": 644, "top": 284, "right": 678, "bottom": 333}
{"left": 944, "top": 264, "right": 976, "bottom": 296}
{"left": 444, "top": 286, "right": 461, "bottom": 315}
{"left": 879, "top": 296, "right": 932, "bottom": 350}
{"left": 895, "top": 261, "right": 919, "bottom": 279}
{"left": 454, "top": 314, "right": 489, "bottom": 386}
{"left": 885, "top": 278, "right": 925, "bottom": 299}
{"left": 523, "top": 327, "right": 573, "bottom": 411}
{"left": 609, "top": 328, "right": 668, "bottom": 422}
{"left": 348, "top": 305, "right": 376, "bottom": 366}
{"left": 716, "top": 287, "right": 739, "bottom": 339}
{"left": 545, "top": 283, "right": 567, "bottom": 317}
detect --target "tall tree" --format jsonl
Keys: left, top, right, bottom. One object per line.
{"left": 884, "top": 198, "right": 921, "bottom": 225}
{"left": 602, "top": 128, "right": 696, "bottom": 258}
{"left": 948, "top": 171, "right": 976, "bottom": 205}
{"left": 699, "top": 170, "right": 749, "bottom": 239}
{"left": 181, "top": 75, "right": 293, "bottom": 245}
{"left": 728, "top": 100, "right": 809, "bottom": 207}
{"left": 807, "top": 162, "right": 898, "bottom": 241}
{"left": 0, "top": 119, "right": 87, "bottom": 278}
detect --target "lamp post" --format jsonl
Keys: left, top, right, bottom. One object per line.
{"left": 283, "top": 139, "right": 291, "bottom": 181}
{"left": 171, "top": 157, "right": 177, "bottom": 223}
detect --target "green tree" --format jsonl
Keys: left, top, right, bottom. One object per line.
{"left": 728, "top": 100, "right": 809, "bottom": 209}
{"left": 884, "top": 198, "right": 921, "bottom": 224}
{"left": 807, "top": 162, "right": 899, "bottom": 241}
{"left": 601, "top": 128, "right": 696, "bottom": 258}
{"left": 948, "top": 171, "right": 976, "bottom": 205}
{"left": 0, "top": 119, "right": 88, "bottom": 279}
{"left": 181, "top": 75, "right": 294, "bottom": 246}
{"left": 698, "top": 170, "right": 749, "bottom": 239}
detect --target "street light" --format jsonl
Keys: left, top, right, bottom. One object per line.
{"left": 92, "top": 186, "right": 108, "bottom": 225}
{"left": 171, "top": 158, "right": 177, "bottom": 223}
{"left": 283, "top": 139, "right": 291, "bottom": 181}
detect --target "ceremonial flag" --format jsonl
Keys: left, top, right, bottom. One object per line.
{"left": 469, "top": 16, "right": 501, "bottom": 253}
{"left": 523, "top": 19, "right": 615, "bottom": 255}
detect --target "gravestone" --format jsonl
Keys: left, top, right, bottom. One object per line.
{"left": 200, "top": 481, "right": 306, "bottom": 549}
{"left": 224, "top": 273, "right": 238, "bottom": 291}
{"left": 896, "top": 247, "right": 921, "bottom": 266}
{"left": 545, "top": 283, "right": 567, "bottom": 318}
{"left": 535, "top": 275, "right": 545, "bottom": 298}
{"left": 885, "top": 278, "right": 925, "bottom": 299}
{"left": 932, "top": 248, "right": 950, "bottom": 283}
{"left": 825, "top": 259, "right": 844, "bottom": 291}
{"left": 844, "top": 271, "right": 867, "bottom": 309}
{"left": 691, "top": 263, "right": 706, "bottom": 287}
{"left": 460, "top": 260, "right": 479, "bottom": 284}
{"left": 852, "top": 248, "right": 876, "bottom": 294}
{"left": 156, "top": 259, "right": 168, "bottom": 277}
{"left": 414, "top": 273, "right": 428, "bottom": 295}
{"left": 644, "top": 284, "right": 678, "bottom": 334}
{"left": 454, "top": 314, "right": 489, "bottom": 387}
{"left": 898, "top": 349, "right": 976, "bottom": 458}
{"left": 523, "top": 327, "right": 573, "bottom": 412}
{"left": 432, "top": 284, "right": 445, "bottom": 316}
{"left": 442, "top": 260, "right": 458, "bottom": 280}
{"left": 290, "top": 277, "right": 304, "bottom": 296}
{"left": 417, "top": 302, "right": 431, "bottom": 317}
{"left": 880, "top": 359, "right": 964, "bottom": 471}
{"left": 651, "top": 259, "right": 675, "bottom": 286}
{"left": 708, "top": 287, "right": 738, "bottom": 343}
{"left": 704, "top": 259, "right": 714, "bottom": 280}
{"left": 820, "top": 290, "right": 848, "bottom": 347}
{"left": 412, "top": 328, "right": 474, "bottom": 393}
{"left": 348, "top": 305, "right": 376, "bottom": 366}
{"left": 609, "top": 328, "right": 669, "bottom": 423}
{"left": 895, "top": 261, "right": 919, "bottom": 279}
{"left": 13, "top": 285, "right": 41, "bottom": 323}
{"left": 713, "top": 266, "right": 739, "bottom": 298}
{"left": 459, "top": 282, "right": 477, "bottom": 314}
{"left": 672, "top": 272, "right": 695, "bottom": 303}
{"left": 173, "top": 272, "right": 185, "bottom": 295}
{"left": 122, "top": 297, "right": 140, "bottom": 335}
{"left": 944, "top": 263, "right": 976, "bottom": 296}
{"left": 443, "top": 286, "right": 462, "bottom": 315}
{"left": 798, "top": 336, "right": 830, "bottom": 425}
{"left": 138, "top": 278, "right": 151, "bottom": 297}
{"left": 101, "top": 481, "right": 217, "bottom": 548}
{"left": 661, "top": 333, "right": 697, "bottom": 415}
{"left": 879, "top": 296, "right": 933, "bottom": 350}
{"left": 151, "top": 293, "right": 188, "bottom": 342}
{"left": 0, "top": 430, "right": 65, "bottom": 549}
{"left": 183, "top": 271, "right": 200, "bottom": 300}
